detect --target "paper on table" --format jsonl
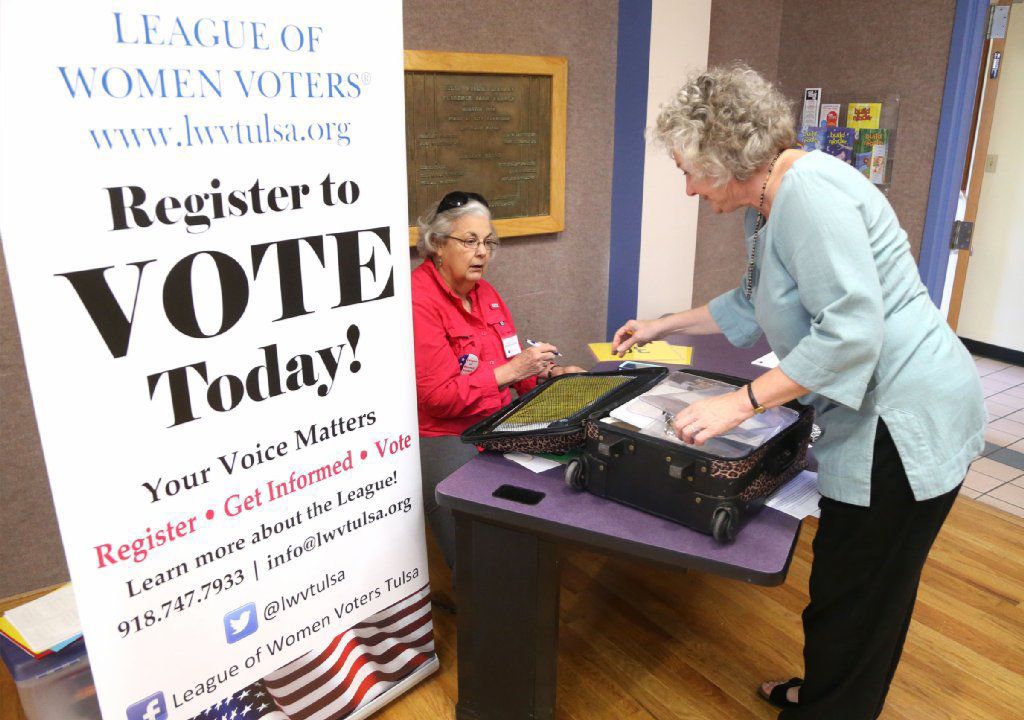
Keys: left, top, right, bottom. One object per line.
{"left": 765, "top": 471, "right": 821, "bottom": 519}
{"left": 2, "top": 584, "right": 82, "bottom": 654}
{"left": 752, "top": 351, "right": 780, "bottom": 368}
{"left": 588, "top": 341, "right": 692, "bottom": 364}
{"left": 504, "top": 452, "right": 562, "bottom": 473}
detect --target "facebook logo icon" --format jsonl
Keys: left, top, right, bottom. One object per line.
{"left": 126, "top": 692, "right": 167, "bottom": 720}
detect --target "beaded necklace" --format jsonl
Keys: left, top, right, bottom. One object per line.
{"left": 744, "top": 150, "right": 785, "bottom": 301}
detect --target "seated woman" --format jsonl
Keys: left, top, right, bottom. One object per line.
{"left": 412, "top": 191, "right": 583, "bottom": 568}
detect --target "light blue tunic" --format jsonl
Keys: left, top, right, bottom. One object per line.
{"left": 709, "top": 151, "right": 984, "bottom": 506}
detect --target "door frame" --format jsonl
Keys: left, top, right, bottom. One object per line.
{"left": 946, "top": 1, "right": 1015, "bottom": 330}
{"left": 918, "top": 0, "right": 990, "bottom": 307}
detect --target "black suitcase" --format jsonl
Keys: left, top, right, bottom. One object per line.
{"left": 462, "top": 368, "right": 814, "bottom": 542}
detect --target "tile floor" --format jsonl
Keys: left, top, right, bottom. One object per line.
{"left": 962, "top": 355, "right": 1024, "bottom": 518}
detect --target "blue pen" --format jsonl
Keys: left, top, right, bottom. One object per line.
{"left": 526, "top": 339, "right": 562, "bottom": 356}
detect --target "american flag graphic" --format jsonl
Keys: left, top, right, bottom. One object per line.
{"left": 193, "top": 682, "right": 287, "bottom": 720}
{"left": 191, "top": 584, "right": 436, "bottom": 720}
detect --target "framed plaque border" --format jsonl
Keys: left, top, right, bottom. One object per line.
{"left": 404, "top": 50, "right": 568, "bottom": 244}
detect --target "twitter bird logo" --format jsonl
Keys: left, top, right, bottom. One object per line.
{"left": 229, "top": 611, "right": 251, "bottom": 634}
{"left": 223, "top": 603, "right": 258, "bottom": 644}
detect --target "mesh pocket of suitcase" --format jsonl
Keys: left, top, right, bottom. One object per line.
{"left": 460, "top": 367, "right": 668, "bottom": 454}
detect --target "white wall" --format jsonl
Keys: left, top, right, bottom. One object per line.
{"left": 635, "top": 0, "right": 711, "bottom": 319}
{"left": 958, "top": 9, "right": 1024, "bottom": 352}
{"left": 939, "top": 191, "right": 966, "bottom": 317}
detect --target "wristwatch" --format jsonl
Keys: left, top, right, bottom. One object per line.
{"left": 746, "top": 384, "right": 767, "bottom": 414}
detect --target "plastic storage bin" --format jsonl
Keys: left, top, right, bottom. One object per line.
{"left": 0, "top": 634, "right": 99, "bottom": 720}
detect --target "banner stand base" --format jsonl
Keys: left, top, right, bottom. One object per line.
{"left": 348, "top": 655, "right": 440, "bottom": 720}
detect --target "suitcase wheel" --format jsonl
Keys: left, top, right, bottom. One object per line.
{"left": 564, "top": 459, "right": 586, "bottom": 490}
{"left": 712, "top": 505, "right": 738, "bottom": 544}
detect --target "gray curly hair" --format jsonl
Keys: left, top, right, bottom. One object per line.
{"left": 416, "top": 200, "right": 494, "bottom": 259}
{"left": 654, "top": 63, "right": 795, "bottom": 185}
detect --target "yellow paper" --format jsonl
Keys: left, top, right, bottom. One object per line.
{"left": 846, "top": 102, "right": 882, "bottom": 129}
{"left": 0, "top": 616, "right": 33, "bottom": 651}
{"left": 588, "top": 341, "right": 693, "bottom": 364}
{"left": 670, "top": 344, "right": 694, "bottom": 364}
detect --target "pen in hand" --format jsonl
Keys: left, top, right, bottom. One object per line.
{"left": 526, "top": 339, "right": 562, "bottom": 357}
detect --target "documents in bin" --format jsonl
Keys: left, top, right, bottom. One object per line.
{"left": 604, "top": 371, "right": 799, "bottom": 457}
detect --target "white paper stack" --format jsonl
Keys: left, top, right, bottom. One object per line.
{"left": 765, "top": 471, "right": 822, "bottom": 518}
{"left": 608, "top": 371, "right": 798, "bottom": 458}
{"left": 1, "top": 584, "right": 82, "bottom": 656}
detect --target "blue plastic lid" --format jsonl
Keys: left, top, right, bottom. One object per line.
{"left": 0, "top": 633, "right": 88, "bottom": 682}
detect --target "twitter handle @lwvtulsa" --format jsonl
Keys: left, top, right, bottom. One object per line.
{"left": 116, "top": 568, "right": 246, "bottom": 639}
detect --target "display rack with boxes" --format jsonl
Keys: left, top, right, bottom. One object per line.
{"left": 796, "top": 91, "right": 900, "bottom": 193}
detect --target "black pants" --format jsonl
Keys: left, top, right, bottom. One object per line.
{"left": 781, "top": 420, "right": 960, "bottom": 720}
{"left": 419, "top": 435, "right": 479, "bottom": 569}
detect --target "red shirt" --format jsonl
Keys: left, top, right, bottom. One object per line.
{"left": 411, "top": 261, "right": 537, "bottom": 437}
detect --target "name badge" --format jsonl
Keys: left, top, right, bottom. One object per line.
{"left": 502, "top": 335, "right": 521, "bottom": 359}
{"left": 459, "top": 353, "right": 479, "bottom": 375}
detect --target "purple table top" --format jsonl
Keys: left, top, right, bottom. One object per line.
{"left": 437, "top": 453, "right": 802, "bottom": 586}
{"left": 665, "top": 331, "right": 772, "bottom": 378}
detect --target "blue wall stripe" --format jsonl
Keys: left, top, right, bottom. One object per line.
{"left": 919, "top": 0, "right": 988, "bottom": 306}
{"left": 605, "top": 0, "right": 653, "bottom": 338}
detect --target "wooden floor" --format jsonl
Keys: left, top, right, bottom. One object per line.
{"left": 3, "top": 496, "right": 1023, "bottom": 720}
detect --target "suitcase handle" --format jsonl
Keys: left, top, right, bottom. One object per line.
{"left": 763, "top": 445, "right": 797, "bottom": 475}
{"left": 738, "top": 439, "right": 807, "bottom": 503}
{"left": 762, "top": 409, "right": 814, "bottom": 476}
{"left": 597, "top": 437, "right": 633, "bottom": 458}
{"left": 738, "top": 411, "right": 814, "bottom": 503}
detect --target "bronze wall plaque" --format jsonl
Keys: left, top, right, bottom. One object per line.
{"left": 404, "top": 51, "right": 567, "bottom": 242}
{"left": 406, "top": 72, "right": 551, "bottom": 223}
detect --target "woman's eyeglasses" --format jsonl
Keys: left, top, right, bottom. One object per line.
{"left": 445, "top": 234, "right": 499, "bottom": 252}
{"left": 436, "top": 190, "right": 490, "bottom": 215}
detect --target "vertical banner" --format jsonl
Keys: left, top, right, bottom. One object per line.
{"left": 0, "top": 3, "right": 435, "bottom": 720}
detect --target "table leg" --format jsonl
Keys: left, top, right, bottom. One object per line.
{"left": 453, "top": 511, "right": 560, "bottom": 720}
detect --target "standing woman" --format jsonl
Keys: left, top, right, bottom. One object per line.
{"left": 613, "top": 65, "right": 984, "bottom": 719}
{"left": 412, "top": 191, "right": 582, "bottom": 569}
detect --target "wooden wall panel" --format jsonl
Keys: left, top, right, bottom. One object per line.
{"left": 692, "top": 0, "right": 957, "bottom": 307}
{"left": 693, "top": 0, "right": 785, "bottom": 307}
{"left": 404, "top": 0, "right": 618, "bottom": 368}
{"left": 0, "top": 246, "right": 69, "bottom": 597}
{"left": 776, "top": 0, "right": 956, "bottom": 263}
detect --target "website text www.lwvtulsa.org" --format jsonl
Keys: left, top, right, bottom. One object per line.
{"left": 88, "top": 112, "right": 353, "bottom": 151}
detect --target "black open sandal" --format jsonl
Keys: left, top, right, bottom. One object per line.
{"left": 758, "top": 677, "right": 802, "bottom": 709}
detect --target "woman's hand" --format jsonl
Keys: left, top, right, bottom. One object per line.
{"left": 496, "top": 343, "right": 559, "bottom": 386}
{"left": 612, "top": 318, "right": 664, "bottom": 356}
{"left": 672, "top": 390, "right": 754, "bottom": 445}
{"left": 543, "top": 364, "right": 586, "bottom": 381}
